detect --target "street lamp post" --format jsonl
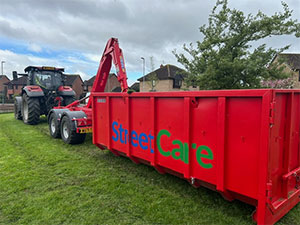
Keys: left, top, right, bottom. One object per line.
{"left": 1, "top": 61, "right": 5, "bottom": 75}
{"left": 1, "top": 61, "right": 5, "bottom": 104}
{"left": 141, "top": 57, "right": 145, "bottom": 92}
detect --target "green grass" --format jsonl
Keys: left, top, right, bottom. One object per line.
{"left": 0, "top": 113, "right": 299, "bottom": 225}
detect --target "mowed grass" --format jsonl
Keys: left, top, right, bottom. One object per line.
{"left": 0, "top": 113, "right": 299, "bottom": 225}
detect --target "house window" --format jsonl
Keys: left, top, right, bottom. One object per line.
{"left": 152, "top": 80, "right": 156, "bottom": 87}
{"left": 173, "top": 75, "right": 183, "bottom": 88}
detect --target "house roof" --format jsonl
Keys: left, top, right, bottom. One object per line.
{"left": 65, "top": 74, "right": 83, "bottom": 86}
{"left": 278, "top": 53, "right": 300, "bottom": 70}
{"left": 137, "top": 64, "right": 185, "bottom": 82}
{"left": 0, "top": 75, "right": 10, "bottom": 81}
{"left": 83, "top": 76, "right": 96, "bottom": 86}
{"left": 5, "top": 76, "right": 28, "bottom": 85}
{"left": 130, "top": 82, "right": 140, "bottom": 92}
{"left": 83, "top": 73, "right": 117, "bottom": 86}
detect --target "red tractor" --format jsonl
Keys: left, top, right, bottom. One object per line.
{"left": 47, "top": 38, "right": 128, "bottom": 144}
{"left": 14, "top": 66, "right": 76, "bottom": 125}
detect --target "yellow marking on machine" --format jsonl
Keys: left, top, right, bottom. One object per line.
{"left": 79, "top": 127, "right": 93, "bottom": 133}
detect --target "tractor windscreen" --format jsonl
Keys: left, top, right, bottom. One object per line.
{"left": 34, "top": 71, "right": 62, "bottom": 90}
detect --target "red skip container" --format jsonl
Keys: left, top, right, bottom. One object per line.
{"left": 92, "top": 89, "right": 300, "bottom": 224}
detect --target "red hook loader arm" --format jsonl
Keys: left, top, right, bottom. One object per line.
{"left": 47, "top": 38, "right": 129, "bottom": 144}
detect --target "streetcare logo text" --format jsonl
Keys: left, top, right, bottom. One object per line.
{"left": 112, "top": 121, "right": 214, "bottom": 169}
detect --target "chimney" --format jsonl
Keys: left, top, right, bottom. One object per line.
{"left": 160, "top": 64, "right": 164, "bottom": 68}
{"left": 12, "top": 71, "right": 18, "bottom": 80}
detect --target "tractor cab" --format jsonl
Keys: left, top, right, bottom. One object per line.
{"left": 14, "top": 66, "right": 76, "bottom": 125}
{"left": 25, "top": 66, "right": 65, "bottom": 91}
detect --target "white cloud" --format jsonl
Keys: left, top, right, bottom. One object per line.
{"left": 73, "top": 70, "right": 90, "bottom": 81}
{"left": 0, "top": 0, "right": 299, "bottom": 82}
{"left": 27, "top": 43, "right": 42, "bottom": 53}
{"left": 0, "top": 49, "right": 93, "bottom": 80}
{"left": 84, "top": 53, "right": 101, "bottom": 63}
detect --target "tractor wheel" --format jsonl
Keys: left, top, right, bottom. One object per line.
{"left": 14, "top": 97, "right": 22, "bottom": 120}
{"left": 48, "top": 113, "right": 61, "bottom": 138}
{"left": 64, "top": 96, "right": 76, "bottom": 106}
{"left": 22, "top": 94, "right": 40, "bottom": 125}
{"left": 60, "top": 116, "right": 86, "bottom": 144}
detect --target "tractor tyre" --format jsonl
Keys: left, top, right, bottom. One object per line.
{"left": 14, "top": 97, "right": 22, "bottom": 120}
{"left": 63, "top": 96, "right": 76, "bottom": 106}
{"left": 22, "top": 94, "right": 40, "bottom": 125}
{"left": 49, "top": 113, "right": 61, "bottom": 138}
{"left": 60, "top": 116, "right": 86, "bottom": 144}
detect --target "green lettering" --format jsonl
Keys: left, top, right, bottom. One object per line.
{"left": 183, "top": 143, "right": 189, "bottom": 164}
{"left": 157, "top": 129, "right": 171, "bottom": 157}
{"left": 196, "top": 145, "right": 213, "bottom": 169}
{"left": 171, "top": 140, "right": 189, "bottom": 164}
{"left": 171, "top": 140, "right": 184, "bottom": 161}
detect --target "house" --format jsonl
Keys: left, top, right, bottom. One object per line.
{"left": 0, "top": 75, "right": 10, "bottom": 99}
{"left": 271, "top": 53, "right": 300, "bottom": 88}
{"left": 83, "top": 73, "right": 121, "bottom": 93}
{"left": 137, "top": 64, "right": 198, "bottom": 92}
{"left": 130, "top": 82, "right": 140, "bottom": 92}
{"left": 64, "top": 74, "right": 83, "bottom": 99}
{"left": 5, "top": 76, "right": 28, "bottom": 99}
{"left": 5, "top": 73, "right": 83, "bottom": 99}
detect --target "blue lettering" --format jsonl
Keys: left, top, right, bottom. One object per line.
{"left": 148, "top": 134, "right": 154, "bottom": 153}
{"left": 112, "top": 121, "right": 118, "bottom": 141}
{"left": 124, "top": 129, "right": 128, "bottom": 144}
{"left": 139, "top": 133, "right": 148, "bottom": 150}
{"left": 119, "top": 124, "right": 125, "bottom": 144}
{"left": 111, "top": 122, "right": 153, "bottom": 153}
{"left": 131, "top": 131, "right": 138, "bottom": 147}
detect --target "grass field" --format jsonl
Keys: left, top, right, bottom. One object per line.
{"left": 0, "top": 113, "right": 299, "bottom": 224}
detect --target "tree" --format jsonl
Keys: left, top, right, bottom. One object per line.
{"left": 173, "top": 0, "right": 300, "bottom": 89}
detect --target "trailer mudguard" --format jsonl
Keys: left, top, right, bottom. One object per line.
{"left": 61, "top": 110, "right": 87, "bottom": 129}
{"left": 61, "top": 110, "right": 87, "bottom": 120}
{"left": 23, "top": 86, "right": 44, "bottom": 97}
{"left": 47, "top": 108, "right": 70, "bottom": 123}
{"left": 58, "top": 86, "right": 75, "bottom": 97}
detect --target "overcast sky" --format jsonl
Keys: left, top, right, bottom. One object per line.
{"left": 0, "top": 0, "right": 299, "bottom": 85}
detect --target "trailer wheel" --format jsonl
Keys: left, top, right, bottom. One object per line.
{"left": 22, "top": 94, "right": 40, "bottom": 125}
{"left": 64, "top": 96, "right": 76, "bottom": 106}
{"left": 60, "top": 116, "right": 86, "bottom": 144}
{"left": 14, "top": 97, "right": 22, "bottom": 120}
{"left": 49, "top": 113, "right": 61, "bottom": 138}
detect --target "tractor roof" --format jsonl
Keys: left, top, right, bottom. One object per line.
{"left": 24, "top": 66, "right": 65, "bottom": 73}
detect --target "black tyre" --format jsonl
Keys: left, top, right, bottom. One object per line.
{"left": 60, "top": 116, "right": 86, "bottom": 144}
{"left": 14, "top": 97, "right": 22, "bottom": 120}
{"left": 22, "top": 94, "right": 40, "bottom": 125}
{"left": 63, "top": 96, "right": 76, "bottom": 106}
{"left": 49, "top": 113, "right": 61, "bottom": 138}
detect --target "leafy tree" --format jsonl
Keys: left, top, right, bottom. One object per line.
{"left": 173, "top": 0, "right": 300, "bottom": 89}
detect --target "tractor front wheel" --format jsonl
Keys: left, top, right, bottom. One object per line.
{"left": 60, "top": 116, "right": 86, "bottom": 144}
{"left": 14, "top": 97, "right": 22, "bottom": 120}
{"left": 22, "top": 94, "right": 40, "bottom": 125}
